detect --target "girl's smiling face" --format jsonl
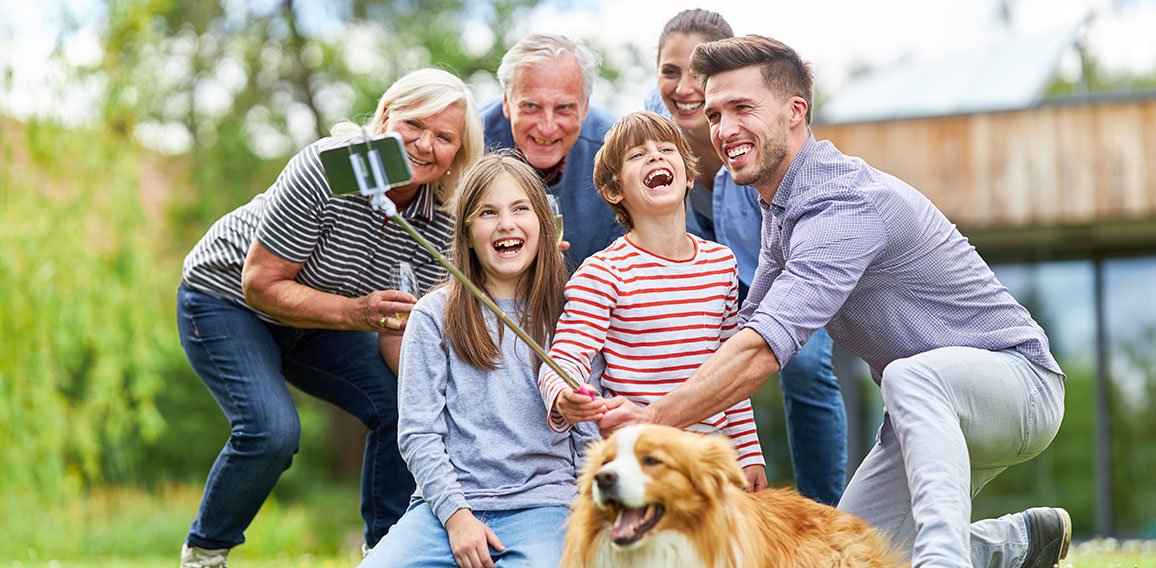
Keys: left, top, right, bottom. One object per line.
{"left": 468, "top": 174, "right": 542, "bottom": 299}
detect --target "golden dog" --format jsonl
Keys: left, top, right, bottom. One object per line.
{"left": 562, "top": 425, "right": 904, "bottom": 568}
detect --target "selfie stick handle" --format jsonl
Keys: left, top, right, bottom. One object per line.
{"left": 352, "top": 132, "right": 588, "bottom": 393}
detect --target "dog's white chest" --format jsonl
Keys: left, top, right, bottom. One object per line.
{"left": 591, "top": 532, "right": 708, "bottom": 568}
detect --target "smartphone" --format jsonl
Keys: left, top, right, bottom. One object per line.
{"left": 320, "top": 132, "right": 413, "bottom": 197}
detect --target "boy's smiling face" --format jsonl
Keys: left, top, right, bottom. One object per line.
{"left": 608, "top": 139, "right": 694, "bottom": 220}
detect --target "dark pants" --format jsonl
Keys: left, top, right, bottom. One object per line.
{"left": 177, "top": 283, "right": 412, "bottom": 548}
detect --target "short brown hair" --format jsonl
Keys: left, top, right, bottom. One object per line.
{"left": 592, "top": 111, "right": 701, "bottom": 232}
{"left": 689, "top": 35, "right": 814, "bottom": 125}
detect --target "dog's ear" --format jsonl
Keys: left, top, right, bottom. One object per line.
{"left": 691, "top": 434, "right": 746, "bottom": 496}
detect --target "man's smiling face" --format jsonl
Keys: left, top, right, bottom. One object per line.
{"left": 502, "top": 54, "right": 589, "bottom": 171}
{"left": 704, "top": 66, "right": 790, "bottom": 193}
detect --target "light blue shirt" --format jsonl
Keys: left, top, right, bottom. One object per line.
{"left": 741, "top": 136, "right": 1064, "bottom": 380}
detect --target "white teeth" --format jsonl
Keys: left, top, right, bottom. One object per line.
{"left": 676, "top": 101, "right": 702, "bottom": 111}
{"left": 644, "top": 168, "right": 672, "bottom": 185}
{"left": 495, "top": 239, "right": 522, "bottom": 248}
{"left": 727, "top": 145, "right": 751, "bottom": 159}
{"left": 408, "top": 155, "right": 431, "bottom": 166}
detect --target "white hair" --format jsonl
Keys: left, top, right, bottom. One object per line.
{"left": 496, "top": 33, "right": 599, "bottom": 102}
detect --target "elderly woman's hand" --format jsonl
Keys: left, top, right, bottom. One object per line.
{"left": 243, "top": 239, "right": 420, "bottom": 333}
{"left": 357, "top": 289, "right": 417, "bottom": 335}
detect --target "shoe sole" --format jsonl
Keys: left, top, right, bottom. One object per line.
{"left": 1056, "top": 507, "right": 1072, "bottom": 560}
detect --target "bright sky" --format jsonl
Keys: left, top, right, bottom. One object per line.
{"left": 3, "top": 0, "right": 1156, "bottom": 127}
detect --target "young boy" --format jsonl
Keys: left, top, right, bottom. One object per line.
{"left": 537, "top": 111, "right": 766, "bottom": 489}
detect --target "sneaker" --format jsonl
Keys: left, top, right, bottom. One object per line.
{"left": 180, "top": 543, "right": 229, "bottom": 568}
{"left": 1022, "top": 507, "right": 1071, "bottom": 568}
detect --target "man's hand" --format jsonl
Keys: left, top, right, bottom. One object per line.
{"left": 742, "top": 464, "right": 768, "bottom": 493}
{"left": 446, "top": 509, "right": 504, "bottom": 568}
{"left": 555, "top": 387, "right": 606, "bottom": 423}
{"left": 597, "top": 397, "right": 652, "bottom": 437}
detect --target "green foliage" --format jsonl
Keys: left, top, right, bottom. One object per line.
{"left": 1112, "top": 325, "right": 1156, "bottom": 536}
{"left": 0, "top": 482, "right": 363, "bottom": 564}
{"left": 0, "top": 118, "right": 344, "bottom": 502}
{"left": 1045, "top": 51, "right": 1156, "bottom": 98}
{"left": 0, "top": 120, "right": 171, "bottom": 495}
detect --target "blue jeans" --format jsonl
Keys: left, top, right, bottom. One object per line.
{"left": 738, "top": 280, "right": 846, "bottom": 506}
{"left": 177, "top": 284, "right": 412, "bottom": 549}
{"left": 838, "top": 347, "right": 1064, "bottom": 567}
{"left": 359, "top": 500, "right": 569, "bottom": 567}
{"left": 778, "top": 327, "right": 847, "bottom": 506}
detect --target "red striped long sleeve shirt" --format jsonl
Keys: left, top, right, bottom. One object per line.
{"left": 538, "top": 235, "right": 765, "bottom": 468}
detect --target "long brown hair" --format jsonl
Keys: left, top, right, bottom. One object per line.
{"left": 444, "top": 152, "right": 568, "bottom": 370}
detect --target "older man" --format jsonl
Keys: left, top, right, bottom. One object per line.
{"left": 480, "top": 33, "right": 623, "bottom": 267}
{"left": 600, "top": 35, "right": 1070, "bottom": 568}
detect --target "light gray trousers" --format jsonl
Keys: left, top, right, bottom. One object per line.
{"left": 838, "top": 347, "right": 1065, "bottom": 568}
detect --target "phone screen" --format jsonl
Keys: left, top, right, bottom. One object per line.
{"left": 320, "top": 133, "right": 414, "bottom": 196}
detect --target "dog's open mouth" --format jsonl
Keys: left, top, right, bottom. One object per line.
{"left": 609, "top": 503, "right": 665, "bottom": 546}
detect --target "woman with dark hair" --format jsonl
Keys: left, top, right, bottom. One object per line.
{"left": 644, "top": 9, "right": 849, "bottom": 508}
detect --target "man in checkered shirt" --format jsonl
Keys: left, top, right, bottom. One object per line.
{"left": 600, "top": 35, "right": 1070, "bottom": 568}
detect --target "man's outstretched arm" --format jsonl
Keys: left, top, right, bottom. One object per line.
{"left": 599, "top": 328, "right": 780, "bottom": 434}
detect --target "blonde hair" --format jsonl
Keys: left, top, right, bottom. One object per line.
{"left": 444, "top": 152, "right": 567, "bottom": 371}
{"left": 332, "top": 68, "right": 483, "bottom": 209}
{"left": 592, "top": 111, "right": 702, "bottom": 232}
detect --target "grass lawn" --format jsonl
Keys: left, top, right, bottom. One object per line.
{"left": 1, "top": 484, "right": 1153, "bottom": 567}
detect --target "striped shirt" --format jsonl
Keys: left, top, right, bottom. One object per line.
{"left": 539, "top": 235, "right": 765, "bottom": 468}
{"left": 741, "top": 136, "right": 1063, "bottom": 381}
{"left": 181, "top": 137, "right": 454, "bottom": 324}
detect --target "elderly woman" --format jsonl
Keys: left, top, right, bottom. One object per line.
{"left": 177, "top": 68, "right": 483, "bottom": 567}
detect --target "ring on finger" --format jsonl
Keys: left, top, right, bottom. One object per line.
{"left": 378, "top": 315, "right": 388, "bottom": 328}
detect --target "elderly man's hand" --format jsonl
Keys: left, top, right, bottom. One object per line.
{"left": 597, "top": 396, "right": 651, "bottom": 437}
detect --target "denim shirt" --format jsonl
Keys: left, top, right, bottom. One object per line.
{"left": 644, "top": 86, "right": 762, "bottom": 288}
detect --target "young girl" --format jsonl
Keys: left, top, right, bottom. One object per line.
{"left": 359, "top": 153, "right": 596, "bottom": 568}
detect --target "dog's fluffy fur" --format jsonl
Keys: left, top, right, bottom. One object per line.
{"left": 562, "top": 425, "right": 904, "bottom": 568}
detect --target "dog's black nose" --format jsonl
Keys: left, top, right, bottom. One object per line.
{"left": 595, "top": 470, "right": 618, "bottom": 491}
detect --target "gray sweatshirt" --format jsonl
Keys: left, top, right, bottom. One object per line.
{"left": 398, "top": 287, "right": 598, "bottom": 525}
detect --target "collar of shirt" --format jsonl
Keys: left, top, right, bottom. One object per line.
{"left": 379, "top": 183, "right": 437, "bottom": 223}
{"left": 515, "top": 146, "right": 567, "bottom": 188}
{"left": 768, "top": 135, "right": 818, "bottom": 216}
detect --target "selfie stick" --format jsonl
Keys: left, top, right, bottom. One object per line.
{"left": 346, "top": 129, "right": 594, "bottom": 396}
